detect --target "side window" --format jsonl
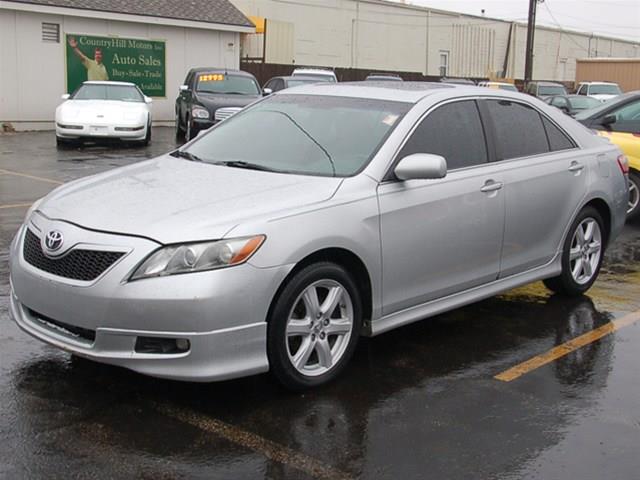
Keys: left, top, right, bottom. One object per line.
{"left": 577, "top": 85, "right": 586, "bottom": 95}
{"left": 275, "top": 78, "right": 286, "bottom": 91}
{"left": 609, "top": 99, "right": 640, "bottom": 134}
{"left": 264, "top": 79, "right": 275, "bottom": 90}
{"left": 542, "top": 117, "right": 575, "bottom": 151}
{"left": 551, "top": 97, "right": 566, "bottom": 108}
{"left": 485, "top": 100, "right": 549, "bottom": 159}
{"left": 398, "top": 100, "right": 488, "bottom": 170}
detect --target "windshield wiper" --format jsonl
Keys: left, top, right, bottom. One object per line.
{"left": 170, "top": 150, "right": 204, "bottom": 162}
{"left": 219, "top": 160, "right": 280, "bottom": 172}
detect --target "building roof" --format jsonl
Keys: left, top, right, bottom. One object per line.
{"left": 4, "top": 0, "right": 254, "bottom": 28}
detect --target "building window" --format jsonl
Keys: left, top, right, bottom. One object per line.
{"left": 439, "top": 51, "right": 449, "bottom": 77}
{"left": 42, "top": 23, "right": 60, "bottom": 43}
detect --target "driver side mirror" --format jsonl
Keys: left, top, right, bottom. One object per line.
{"left": 179, "top": 85, "right": 189, "bottom": 92}
{"left": 263, "top": 88, "right": 273, "bottom": 96}
{"left": 144, "top": 96, "right": 153, "bottom": 104}
{"left": 559, "top": 105, "right": 570, "bottom": 114}
{"left": 600, "top": 114, "right": 617, "bottom": 127}
{"left": 61, "top": 93, "right": 70, "bottom": 100}
{"left": 394, "top": 153, "right": 447, "bottom": 181}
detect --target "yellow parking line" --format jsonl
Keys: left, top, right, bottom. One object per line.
{"left": 0, "top": 168, "right": 63, "bottom": 185}
{"left": 157, "top": 404, "right": 352, "bottom": 480}
{"left": 0, "top": 203, "right": 32, "bottom": 210}
{"left": 495, "top": 310, "right": 640, "bottom": 382}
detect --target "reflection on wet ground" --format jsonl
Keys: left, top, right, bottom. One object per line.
{"left": 1, "top": 129, "right": 639, "bottom": 479}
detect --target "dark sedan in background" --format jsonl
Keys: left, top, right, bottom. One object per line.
{"left": 545, "top": 94, "right": 602, "bottom": 116}
{"left": 175, "top": 68, "right": 262, "bottom": 141}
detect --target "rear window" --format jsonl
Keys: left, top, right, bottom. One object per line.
{"left": 538, "top": 85, "right": 567, "bottom": 96}
{"left": 589, "top": 84, "right": 621, "bottom": 95}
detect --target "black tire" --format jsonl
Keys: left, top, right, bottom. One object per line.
{"left": 185, "top": 116, "right": 193, "bottom": 142}
{"left": 267, "top": 262, "right": 362, "bottom": 391}
{"left": 543, "top": 206, "right": 605, "bottom": 296}
{"left": 175, "top": 109, "right": 184, "bottom": 140}
{"left": 56, "top": 136, "right": 69, "bottom": 148}
{"left": 142, "top": 123, "right": 151, "bottom": 146}
{"left": 627, "top": 171, "right": 640, "bottom": 220}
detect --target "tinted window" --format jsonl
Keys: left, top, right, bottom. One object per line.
{"left": 590, "top": 84, "right": 621, "bottom": 95}
{"left": 486, "top": 100, "right": 549, "bottom": 159}
{"left": 399, "top": 100, "right": 487, "bottom": 170}
{"left": 538, "top": 85, "right": 567, "bottom": 96}
{"left": 196, "top": 73, "right": 260, "bottom": 95}
{"left": 542, "top": 117, "right": 575, "bottom": 151}
{"left": 551, "top": 97, "right": 568, "bottom": 108}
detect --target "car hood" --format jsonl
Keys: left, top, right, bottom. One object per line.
{"left": 194, "top": 92, "right": 261, "bottom": 112}
{"left": 38, "top": 155, "right": 343, "bottom": 244}
{"left": 57, "top": 100, "right": 148, "bottom": 124}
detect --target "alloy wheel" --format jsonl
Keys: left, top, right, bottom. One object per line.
{"left": 285, "top": 280, "right": 354, "bottom": 377}
{"left": 628, "top": 177, "right": 639, "bottom": 215}
{"left": 569, "top": 217, "right": 602, "bottom": 285}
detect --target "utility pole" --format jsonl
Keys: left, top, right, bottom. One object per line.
{"left": 524, "top": 0, "right": 542, "bottom": 83}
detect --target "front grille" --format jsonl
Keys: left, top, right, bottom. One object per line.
{"left": 214, "top": 107, "right": 242, "bottom": 122}
{"left": 23, "top": 228, "right": 125, "bottom": 281}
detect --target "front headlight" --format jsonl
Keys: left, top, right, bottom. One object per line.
{"left": 130, "top": 235, "right": 265, "bottom": 280}
{"left": 191, "top": 106, "right": 210, "bottom": 119}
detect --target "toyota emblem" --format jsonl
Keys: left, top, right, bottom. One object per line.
{"left": 44, "top": 230, "right": 64, "bottom": 252}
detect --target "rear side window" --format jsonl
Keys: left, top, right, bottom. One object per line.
{"left": 399, "top": 100, "right": 488, "bottom": 170}
{"left": 542, "top": 117, "right": 575, "bottom": 151}
{"left": 486, "top": 100, "right": 549, "bottom": 160}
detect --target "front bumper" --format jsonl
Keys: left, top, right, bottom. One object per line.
{"left": 9, "top": 214, "right": 293, "bottom": 382}
{"left": 56, "top": 123, "right": 147, "bottom": 140}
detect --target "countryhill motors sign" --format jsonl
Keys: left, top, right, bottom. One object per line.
{"left": 65, "top": 34, "right": 166, "bottom": 97}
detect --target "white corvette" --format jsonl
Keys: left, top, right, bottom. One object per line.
{"left": 55, "top": 81, "right": 152, "bottom": 147}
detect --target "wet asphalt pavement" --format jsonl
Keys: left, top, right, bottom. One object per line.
{"left": 1, "top": 128, "right": 639, "bottom": 479}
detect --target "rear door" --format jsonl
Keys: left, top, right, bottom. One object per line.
{"left": 377, "top": 99, "right": 505, "bottom": 315}
{"left": 481, "top": 99, "right": 588, "bottom": 277}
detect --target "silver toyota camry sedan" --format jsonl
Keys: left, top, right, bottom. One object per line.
{"left": 10, "top": 82, "right": 628, "bottom": 390}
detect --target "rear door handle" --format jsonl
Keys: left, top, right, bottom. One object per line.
{"left": 480, "top": 180, "right": 503, "bottom": 193}
{"left": 569, "top": 162, "right": 585, "bottom": 172}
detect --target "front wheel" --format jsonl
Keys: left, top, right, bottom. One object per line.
{"left": 627, "top": 171, "right": 640, "bottom": 220}
{"left": 543, "top": 206, "right": 604, "bottom": 296}
{"left": 267, "top": 262, "right": 362, "bottom": 390}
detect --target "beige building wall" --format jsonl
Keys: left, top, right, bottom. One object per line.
{"left": 0, "top": 8, "right": 241, "bottom": 129}
{"left": 577, "top": 59, "right": 640, "bottom": 92}
{"left": 235, "top": 0, "right": 640, "bottom": 80}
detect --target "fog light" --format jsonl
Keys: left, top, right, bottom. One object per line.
{"left": 135, "top": 336, "right": 190, "bottom": 354}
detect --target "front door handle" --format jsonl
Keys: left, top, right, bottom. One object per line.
{"left": 480, "top": 180, "right": 504, "bottom": 193}
{"left": 569, "top": 162, "right": 585, "bottom": 172}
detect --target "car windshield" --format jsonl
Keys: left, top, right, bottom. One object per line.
{"left": 196, "top": 74, "right": 260, "bottom": 95}
{"left": 182, "top": 94, "right": 411, "bottom": 177}
{"left": 590, "top": 84, "right": 621, "bottom": 95}
{"left": 292, "top": 73, "right": 336, "bottom": 82}
{"left": 573, "top": 94, "right": 633, "bottom": 120}
{"left": 539, "top": 85, "right": 567, "bottom": 96}
{"left": 498, "top": 84, "right": 518, "bottom": 92}
{"left": 72, "top": 84, "right": 144, "bottom": 102}
{"left": 287, "top": 79, "right": 320, "bottom": 88}
{"left": 569, "top": 96, "right": 601, "bottom": 110}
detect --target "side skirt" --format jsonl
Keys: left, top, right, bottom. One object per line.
{"left": 367, "top": 255, "right": 561, "bottom": 337}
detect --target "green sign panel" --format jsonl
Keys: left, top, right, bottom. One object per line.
{"left": 65, "top": 34, "right": 166, "bottom": 97}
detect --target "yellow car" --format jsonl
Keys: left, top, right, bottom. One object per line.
{"left": 597, "top": 131, "right": 639, "bottom": 217}
{"left": 575, "top": 92, "right": 640, "bottom": 219}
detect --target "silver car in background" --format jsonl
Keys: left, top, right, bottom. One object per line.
{"left": 10, "top": 83, "right": 628, "bottom": 390}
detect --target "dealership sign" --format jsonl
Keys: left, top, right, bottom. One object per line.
{"left": 65, "top": 34, "right": 166, "bottom": 97}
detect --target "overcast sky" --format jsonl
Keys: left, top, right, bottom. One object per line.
{"left": 395, "top": 0, "right": 640, "bottom": 42}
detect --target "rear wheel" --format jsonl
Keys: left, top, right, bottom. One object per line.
{"left": 627, "top": 171, "right": 640, "bottom": 220}
{"left": 267, "top": 262, "right": 362, "bottom": 390}
{"left": 175, "top": 110, "right": 184, "bottom": 140}
{"left": 543, "top": 206, "right": 604, "bottom": 296}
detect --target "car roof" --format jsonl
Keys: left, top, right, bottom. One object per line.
{"left": 292, "top": 68, "right": 336, "bottom": 74}
{"left": 188, "top": 68, "right": 256, "bottom": 78}
{"left": 82, "top": 81, "right": 136, "bottom": 86}
{"left": 579, "top": 81, "right": 619, "bottom": 85}
{"left": 274, "top": 81, "right": 529, "bottom": 103}
{"left": 531, "top": 81, "right": 565, "bottom": 86}
{"left": 483, "top": 81, "right": 515, "bottom": 86}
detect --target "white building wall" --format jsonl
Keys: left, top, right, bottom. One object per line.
{"left": 0, "top": 9, "right": 241, "bottom": 129}
{"left": 234, "top": 0, "right": 640, "bottom": 80}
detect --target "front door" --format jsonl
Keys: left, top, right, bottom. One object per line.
{"left": 378, "top": 99, "right": 505, "bottom": 316}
